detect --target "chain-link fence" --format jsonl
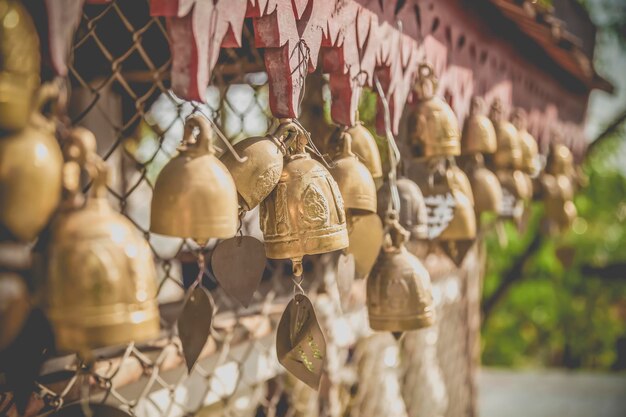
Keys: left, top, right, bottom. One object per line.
{"left": 0, "top": 1, "right": 480, "bottom": 416}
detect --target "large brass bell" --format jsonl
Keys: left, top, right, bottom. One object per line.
{"left": 367, "top": 218, "right": 435, "bottom": 331}
{"left": 221, "top": 122, "right": 287, "bottom": 211}
{"left": 489, "top": 99, "right": 522, "bottom": 170}
{"left": 47, "top": 128, "right": 160, "bottom": 356}
{"left": 461, "top": 97, "right": 497, "bottom": 155}
{"left": 151, "top": 115, "right": 238, "bottom": 242}
{"left": 0, "top": 0, "right": 40, "bottom": 132}
{"left": 325, "top": 122, "right": 384, "bottom": 189}
{"left": 0, "top": 83, "right": 63, "bottom": 242}
{"left": 260, "top": 123, "right": 348, "bottom": 271}
{"left": 410, "top": 64, "right": 461, "bottom": 158}
{"left": 329, "top": 132, "right": 377, "bottom": 213}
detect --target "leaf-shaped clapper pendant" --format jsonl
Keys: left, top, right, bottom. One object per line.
{"left": 276, "top": 294, "right": 326, "bottom": 389}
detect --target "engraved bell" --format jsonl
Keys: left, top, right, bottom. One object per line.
{"left": 410, "top": 64, "right": 461, "bottom": 158}
{"left": 46, "top": 128, "right": 159, "bottom": 356}
{"left": 367, "top": 219, "right": 435, "bottom": 332}
{"left": 221, "top": 122, "right": 288, "bottom": 211}
{"left": 325, "top": 122, "right": 384, "bottom": 189}
{"left": 0, "top": 0, "right": 40, "bottom": 132}
{"left": 461, "top": 97, "right": 497, "bottom": 155}
{"left": 260, "top": 125, "right": 349, "bottom": 269}
{"left": 151, "top": 115, "right": 238, "bottom": 242}
{"left": 0, "top": 83, "right": 63, "bottom": 242}
{"left": 329, "top": 132, "right": 377, "bottom": 213}
{"left": 489, "top": 99, "right": 522, "bottom": 170}
{"left": 463, "top": 155, "right": 503, "bottom": 218}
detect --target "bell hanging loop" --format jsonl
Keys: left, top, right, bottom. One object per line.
{"left": 415, "top": 63, "right": 439, "bottom": 101}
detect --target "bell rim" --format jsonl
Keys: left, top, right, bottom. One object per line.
{"left": 368, "top": 310, "right": 436, "bottom": 331}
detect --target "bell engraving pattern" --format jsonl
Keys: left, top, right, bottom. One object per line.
{"left": 151, "top": 115, "right": 238, "bottom": 242}
{"left": 47, "top": 128, "right": 159, "bottom": 356}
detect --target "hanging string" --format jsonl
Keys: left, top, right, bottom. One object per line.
{"left": 374, "top": 76, "right": 401, "bottom": 219}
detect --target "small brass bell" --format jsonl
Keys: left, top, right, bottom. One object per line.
{"left": 511, "top": 109, "right": 539, "bottom": 176}
{"left": 329, "top": 132, "right": 377, "bottom": 213}
{"left": 463, "top": 155, "right": 503, "bottom": 218}
{"left": 438, "top": 184, "right": 477, "bottom": 241}
{"left": 461, "top": 97, "right": 497, "bottom": 155}
{"left": 489, "top": 99, "right": 522, "bottom": 170}
{"left": 325, "top": 122, "right": 384, "bottom": 189}
{"left": 47, "top": 128, "right": 159, "bottom": 356}
{"left": 546, "top": 143, "right": 574, "bottom": 177}
{"left": 542, "top": 174, "right": 576, "bottom": 233}
{"left": 151, "top": 115, "right": 238, "bottom": 242}
{"left": 449, "top": 164, "right": 475, "bottom": 206}
{"left": 0, "top": 83, "right": 63, "bottom": 242}
{"left": 367, "top": 218, "right": 435, "bottom": 331}
{"left": 410, "top": 64, "right": 461, "bottom": 158}
{"left": 260, "top": 123, "right": 348, "bottom": 268}
{"left": 221, "top": 122, "right": 287, "bottom": 211}
{"left": 0, "top": 0, "right": 40, "bottom": 132}
{"left": 378, "top": 177, "right": 428, "bottom": 241}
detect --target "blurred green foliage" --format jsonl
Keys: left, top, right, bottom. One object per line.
{"left": 482, "top": 131, "right": 626, "bottom": 369}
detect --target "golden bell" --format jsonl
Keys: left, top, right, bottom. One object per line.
{"left": 151, "top": 115, "right": 238, "bottom": 242}
{"left": 0, "top": 272, "right": 30, "bottom": 350}
{"left": 220, "top": 123, "right": 287, "bottom": 211}
{"left": 496, "top": 169, "right": 526, "bottom": 220}
{"left": 260, "top": 127, "right": 349, "bottom": 262}
{"left": 461, "top": 97, "right": 497, "bottom": 155}
{"left": 47, "top": 128, "right": 159, "bottom": 356}
{"left": 325, "top": 122, "right": 384, "bottom": 188}
{"left": 448, "top": 164, "right": 475, "bottom": 206}
{"left": 489, "top": 99, "right": 522, "bottom": 170}
{"left": 542, "top": 174, "right": 577, "bottom": 233}
{"left": 376, "top": 178, "right": 429, "bottom": 241}
{"left": 0, "top": 0, "right": 40, "bottom": 132}
{"left": 438, "top": 188, "right": 477, "bottom": 241}
{"left": 0, "top": 83, "right": 63, "bottom": 242}
{"left": 546, "top": 143, "right": 574, "bottom": 177}
{"left": 410, "top": 64, "right": 460, "bottom": 158}
{"left": 511, "top": 109, "right": 539, "bottom": 176}
{"left": 464, "top": 155, "right": 503, "bottom": 217}
{"left": 328, "top": 132, "right": 377, "bottom": 213}
{"left": 367, "top": 220, "right": 435, "bottom": 331}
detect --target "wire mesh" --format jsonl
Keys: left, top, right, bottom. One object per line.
{"left": 0, "top": 1, "right": 480, "bottom": 417}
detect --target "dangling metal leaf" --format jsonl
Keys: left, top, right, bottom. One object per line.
{"left": 211, "top": 236, "right": 266, "bottom": 307}
{"left": 177, "top": 286, "right": 213, "bottom": 373}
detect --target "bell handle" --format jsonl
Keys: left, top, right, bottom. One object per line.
{"left": 66, "top": 127, "right": 109, "bottom": 199}
{"left": 339, "top": 132, "right": 355, "bottom": 158}
{"left": 30, "top": 81, "right": 62, "bottom": 129}
{"left": 415, "top": 63, "right": 438, "bottom": 100}
{"left": 469, "top": 96, "right": 484, "bottom": 116}
{"left": 271, "top": 119, "right": 300, "bottom": 151}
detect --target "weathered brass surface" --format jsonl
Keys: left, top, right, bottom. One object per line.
{"left": 0, "top": 272, "right": 30, "bottom": 350}
{"left": 260, "top": 126, "right": 348, "bottom": 261}
{"left": 0, "top": 0, "right": 40, "bottom": 132}
{"left": 329, "top": 132, "right": 377, "bottom": 213}
{"left": 47, "top": 128, "right": 159, "bottom": 356}
{"left": 0, "top": 83, "right": 63, "bottom": 242}
{"left": 325, "top": 122, "right": 383, "bottom": 188}
{"left": 410, "top": 64, "right": 460, "bottom": 158}
{"left": 151, "top": 115, "right": 238, "bottom": 242}
{"left": 367, "top": 220, "right": 435, "bottom": 331}
{"left": 220, "top": 125, "right": 285, "bottom": 211}
{"left": 461, "top": 97, "right": 497, "bottom": 155}
{"left": 511, "top": 109, "right": 539, "bottom": 176}
{"left": 489, "top": 99, "right": 522, "bottom": 170}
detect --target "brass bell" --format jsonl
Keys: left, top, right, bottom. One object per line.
{"left": 367, "top": 219, "right": 435, "bottom": 331}
{"left": 220, "top": 122, "right": 287, "bottom": 211}
{"left": 546, "top": 143, "right": 574, "bottom": 177}
{"left": 47, "top": 128, "right": 159, "bottom": 356}
{"left": 461, "top": 97, "right": 497, "bottom": 155}
{"left": 489, "top": 99, "right": 522, "bottom": 170}
{"left": 151, "top": 115, "right": 238, "bottom": 242}
{"left": 0, "top": 272, "right": 30, "bottom": 350}
{"left": 0, "top": 0, "right": 40, "bottom": 132}
{"left": 496, "top": 169, "right": 526, "bottom": 220}
{"left": 0, "top": 83, "right": 63, "bottom": 242}
{"left": 329, "top": 131, "right": 377, "bottom": 213}
{"left": 325, "top": 122, "right": 384, "bottom": 189}
{"left": 410, "top": 64, "right": 461, "bottom": 158}
{"left": 438, "top": 182, "right": 477, "bottom": 241}
{"left": 449, "top": 164, "right": 475, "bottom": 206}
{"left": 542, "top": 173, "right": 576, "bottom": 233}
{"left": 511, "top": 108, "right": 539, "bottom": 176}
{"left": 463, "top": 155, "right": 503, "bottom": 218}
{"left": 260, "top": 123, "right": 349, "bottom": 270}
